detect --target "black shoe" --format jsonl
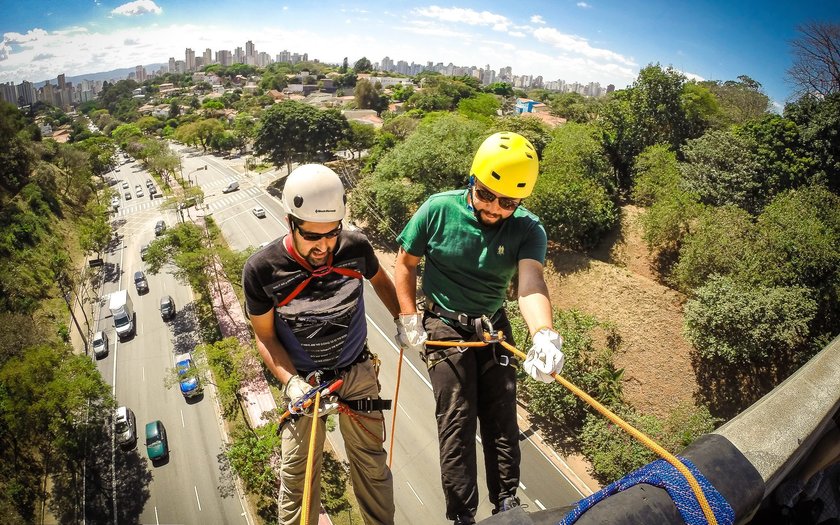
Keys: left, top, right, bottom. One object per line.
{"left": 453, "top": 515, "right": 476, "bottom": 525}
{"left": 492, "top": 496, "right": 521, "bottom": 514}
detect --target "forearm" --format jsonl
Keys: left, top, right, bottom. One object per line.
{"left": 395, "top": 249, "right": 420, "bottom": 313}
{"left": 518, "top": 292, "right": 553, "bottom": 336}
{"left": 369, "top": 269, "right": 401, "bottom": 318}
{"left": 255, "top": 336, "right": 297, "bottom": 385}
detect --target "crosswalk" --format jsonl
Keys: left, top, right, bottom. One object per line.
{"left": 116, "top": 186, "right": 265, "bottom": 217}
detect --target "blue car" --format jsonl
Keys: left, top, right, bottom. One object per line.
{"left": 175, "top": 353, "right": 201, "bottom": 398}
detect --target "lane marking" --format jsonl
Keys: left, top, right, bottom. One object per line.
{"left": 535, "top": 499, "right": 545, "bottom": 510}
{"left": 519, "top": 481, "right": 527, "bottom": 490}
{"left": 142, "top": 366, "right": 145, "bottom": 382}
{"left": 154, "top": 506, "right": 160, "bottom": 524}
{"left": 406, "top": 482, "right": 423, "bottom": 505}
{"left": 181, "top": 409, "right": 186, "bottom": 428}
{"left": 194, "top": 486, "right": 202, "bottom": 511}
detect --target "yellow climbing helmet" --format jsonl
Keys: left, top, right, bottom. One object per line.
{"left": 470, "top": 131, "right": 539, "bottom": 199}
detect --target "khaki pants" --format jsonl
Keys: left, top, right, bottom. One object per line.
{"left": 279, "top": 358, "right": 395, "bottom": 525}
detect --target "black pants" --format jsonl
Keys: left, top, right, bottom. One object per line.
{"left": 424, "top": 312, "right": 521, "bottom": 520}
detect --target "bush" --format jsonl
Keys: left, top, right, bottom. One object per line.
{"left": 684, "top": 275, "right": 818, "bottom": 363}
{"left": 632, "top": 144, "right": 680, "bottom": 206}
{"left": 672, "top": 205, "right": 754, "bottom": 292}
{"left": 580, "top": 402, "right": 718, "bottom": 482}
{"left": 640, "top": 188, "right": 704, "bottom": 252}
{"left": 528, "top": 170, "right": 617, "bottom": 249}
{"left": 511, "top": 305, "right": 623, "bottom": 429}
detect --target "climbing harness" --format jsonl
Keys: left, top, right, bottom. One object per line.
{"left": 424, "top": 315, "right": 723, "bottom": 525}
{"left": 276, "top": 234, "right": 364, "bottom": 308}
{"left": 277, "top": 378, "right": 344, "bottom": 430}
{"left": 421, "top": 304, "right": 516, "bottom": 371}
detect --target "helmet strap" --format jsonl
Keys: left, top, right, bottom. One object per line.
{"left": 466, "top": 176, "right": 475, "bottom": 212}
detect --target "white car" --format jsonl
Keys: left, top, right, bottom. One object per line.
{"left": 92, "top": 331, "right": 109, "bottom": 358}
{"left": 111, "top": 196, "right": 120, "bottom": 208}
{"left": 136, "top": 187, "right": 144, "bottom": 198}
{"left": 252, "top": 206, "right": 266, "bottom": 218}
{"left": 121, "top": 181, "right": 129, "bottom": 189}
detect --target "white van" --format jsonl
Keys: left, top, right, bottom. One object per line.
{"left": 222, "top": 181, "right": 239, "bottom": 193}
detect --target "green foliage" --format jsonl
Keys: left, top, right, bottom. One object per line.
{"left": 457, "top": 93, "right": 500, "bottom": 122}
{"left": 78, "top": 200, "right": 112, "bottom": 255}
{"left": 580, "top": 402, "right": 718, "bottom": 482}
{"left": 530, "top": 123, "right": 616, "bottom": 248}
{"left": 640, "top": 187, "right": 704, "bottom": 254}
{"left": 672, "top": 206, "right": 754, "bottom": 292}
{"left": 321, "top": 452, "right": 352, "bottom": 514}
{"left": 146, "top": 222, "right": 212, "bottom": 292}
{"left": 784, "top": 93, "right": 840, "bottom": 193}
{"left": 225, "top": 423, "right": 281, "bottom": 497}
{"left": 353, "top": 57, "right": 373, "bottom": 73}
{"left": 485, "top": 82, "right": 514, "bottom": 97}
{"left": 0, "top": 344, "right": 113, "bottom": 520}
{"left": 684, "top": 275, "right": 818, "bottom": 362}
{"left": 699, "top": 76, "right": 770, "bottom": 126}
{"left": 0, "top": 102, "right": 34, "bottom": 193}
{"left": 254, "top": 101, "right": 349, "bottom": 172}
{"left": 631, "top": 144, "right": 680, "bottom": 205}
{"left": 549, "top": 92, "right": 596, "bottom": 123}
{"left": 197, "top": 338, "right": 246, "bottom": 417}
{"left": 349, "top": 113, "right": 486, "bottom": 235}
{"left": 391, "top": 83, "right": 415, "bottom": 102}
{"left": 488, "top": 115, "right": 553, "bottom": 159}
{"left": 680, "top": 129, "right": 764, "bottom": 213}
{"left": 354, "top": 79, "right": 389, "bottom": 114}
{"left": 512, "top": 305, "right": 623, "bottom": 429}
{"left": 342, "top": 121, "right": 377, "bottom": 159}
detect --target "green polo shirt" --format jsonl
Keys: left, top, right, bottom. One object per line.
{"left": 397, "top": 189, "right": 547, "bottom": 316}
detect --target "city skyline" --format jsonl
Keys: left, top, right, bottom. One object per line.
{"left": 1, "top": 0, "right": 837, "bottom": 109}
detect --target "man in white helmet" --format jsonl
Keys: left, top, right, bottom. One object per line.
{"left": 242, "top": 164, "right": 399, "bottom": 525}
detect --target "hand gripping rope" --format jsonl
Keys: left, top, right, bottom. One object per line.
{"left": 422, "top": 316, "right": 727, "bottom": 525}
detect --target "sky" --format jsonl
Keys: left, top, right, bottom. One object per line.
{"left": 1, "top": 0, "right": 837, "bottom": 109}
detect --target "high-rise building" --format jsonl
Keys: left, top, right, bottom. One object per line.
{"left": 203, "top": 48, "right": 213, "bottom": 66}
{"left": 234, "top": 47, "right": 244, "bottom": 64}
{"left": 606, "top": 84, "right": 615, "bottom": 94}
{"left": 185, "top": 48, "right": 195, "bottom": 71}
{"left": 168, "top": 57, "right": 176, "bottom": 73}
{"left": 277, "top": 50, "right": 291, "bottom": 63}
{"left": 246, "top": 40, "right": 255, "bottom": 59}
{"left": 135, "top": 65, "right": 146, "bottom": 83}
{"left": 216, "top": 50, "right": 232, "bottom": 66}
{"left": 381, "top": 56, "right": 394, "bottom": 72}
{"left": 0, "top": 82, "right": 16, "bottom": 105}
{"left": 57, "top": 74, "right": 66, "bottom": 90}
{"left": 18, "top": 81, "right": 35, "bottom": 106}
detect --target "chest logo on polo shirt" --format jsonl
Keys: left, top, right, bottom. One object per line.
{"left": 497, "top": 245, "right": 505, "bottom": 256}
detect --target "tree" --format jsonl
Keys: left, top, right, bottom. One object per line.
{"left": 684, "top": 275, "right": 818, "bottom": 363}
{"left": 679, "top": 129, "right": 764, "bottom": 213}
{"left": 485, "top": 82, "right": 514, "bottom": 97}
{"left": 254, "top": 101, "right": 349, "bottom": 172}
{"left": 631, "top": 144, "right": 681, "bottom": 206}
{"left": 353, "top": 57, "right": 373, "bottom": 73}
{"left": 457, "top": 93, "right": 500, "bottom": 122}
{"left": 342, "top": 121, "right": 377, "bottom": 159}
{"left": 354, "top": 78, "right": 388, "bottom": 114}
{"left": 340, "top": 57, "right": 348, "bottom": 74}
{"left": 784, "top": 93, "right": 840, "bottom": 193}
{"left": 700, "top": 76, "right": 770, "bottom": 126}
{"left": 788, "top": 22, "right": 840, "bottom": 97}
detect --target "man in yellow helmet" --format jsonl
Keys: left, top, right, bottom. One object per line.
{"left": 394, "top": 132, "right": 565, "bottom": 523}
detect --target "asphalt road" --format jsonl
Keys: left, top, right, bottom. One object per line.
{"left": 91, "top": 155, "right": 249, "bottom": 525}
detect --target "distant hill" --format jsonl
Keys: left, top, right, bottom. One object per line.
{"left": 33, "top": 64, "right": 167, "bottom": 89}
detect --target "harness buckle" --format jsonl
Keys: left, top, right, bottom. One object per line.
{"left": 497, "top": 354, "right": 510, "bottom": 367}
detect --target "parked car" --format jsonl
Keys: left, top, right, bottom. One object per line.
{"left": 121, "top": 181, "right": 129, "bottom": 189}
{"left": 145, "top": 420, "right": 168, "bottom": 461}
{"left": 159, "top": 295, "right": 175, "bottom": 320}
{"left": 140, "top": 243, "right": 149, "bottom": 261}
{"left": 110, "top": 196, "right": 120, "bottom": 208}
{"left": 146, "top": 179, "right": 153, "bottom": 187}
{"left": 134, "top": 270, "right": 149, "bottom": 294}
{"left": 252, "top": 206, "right": 266, "bottom": 218}
{"left": 154, "top": 220, "right": 166, "bottom": 236}
{"left": 221, "top": 181, "right": 239, "bottom": 193}
{"left": 136, "top": 187, "right": 144, "bottom": 198}
{"left": 124, "top": 191, "right": 132, "bottom": 200}
{"left": 92, "top": 331, "right": 109, "bottom": 358}
{"left": 175, "top": 353, "right": 202, "bottom": 398}
{"left": 115, "top": 406, "right": 137, "bottom": 446}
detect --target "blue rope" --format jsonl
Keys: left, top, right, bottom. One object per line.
{"left": 559, "top": 457, "right": 734, "bottom": 525}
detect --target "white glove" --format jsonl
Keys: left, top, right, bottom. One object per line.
{"left": 285, "top": 375, "right": 339, "bottom": 417}
{"left": 395, "top": 313, "right": 427, "bottom": 351}
{"left": 523, "top": 328, "right": 565, "bottom": 383}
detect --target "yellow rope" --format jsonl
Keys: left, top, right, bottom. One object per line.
{"left": 388, "top": 347, "right": 405, "bottom": 468}
{"left": 300, "top": 389, "right": 321, "bottom": 525}
{"left": 427, "top": 334, "right": 719, "bottom": 525}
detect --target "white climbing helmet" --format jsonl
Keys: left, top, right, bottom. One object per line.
{"left": 282, "top": 164, "right": 346, "bottom": 222}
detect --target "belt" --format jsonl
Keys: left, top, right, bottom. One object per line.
{"left": 299, "top": 348, "right": 372, "bottom": 384}
{"left": 425, "top": 300, "right": 504, "bottom": 332}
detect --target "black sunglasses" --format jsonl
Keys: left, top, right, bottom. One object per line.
{"left": 472, "top": 185, "right": 521, "bottom": 211}
{"left": 293, "top": 222, "right": 343, "bottom": 242}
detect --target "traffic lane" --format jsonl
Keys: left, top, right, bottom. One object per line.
{"left": 214, "top": 195, "right": 281, "bottom": 251}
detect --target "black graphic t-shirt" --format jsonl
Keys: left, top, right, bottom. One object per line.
{"left": 242, "top": 230, "right": 379, "bottom": 371}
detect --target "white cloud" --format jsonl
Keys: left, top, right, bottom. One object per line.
{"left": 530, "top": 15, "right": 546, "bottom": 25}
{"left": 111, "top": 0, "right": 163, "bottom": 16}
{"left": 413, "top": 6, "right": 511, "bottom": 32}
{"left": 4, "top": 28, "right": 50, "bottom": 44}
{"left": 532, "top": 27, "right": 635, "bottom": 66}
{"left": 508, "top": 31, "right": 525, "bottom": 38}
{"left": 679, "top": 70, "right": 705, "bottom": 82}
{"left": 577, "top": 2, "right": 592, "bottom": 8}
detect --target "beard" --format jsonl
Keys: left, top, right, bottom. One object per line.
{"left": 474, "top": 207, "right": 506, "bottom": 227}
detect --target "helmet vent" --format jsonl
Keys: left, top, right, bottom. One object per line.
{"left": 517, "top": 182, "right": 526, "bottom": 188}
{"left": 499, "top": 144, "right": 509, "bottom": 149}
{"left": 491, "top": 171, "right": 502, "bottom": 180}
{"left": 525, "top": 152, "right": 534, "bottom": 159}
{"left": 294, "top": 196, "right": 303, "bottom": 208}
